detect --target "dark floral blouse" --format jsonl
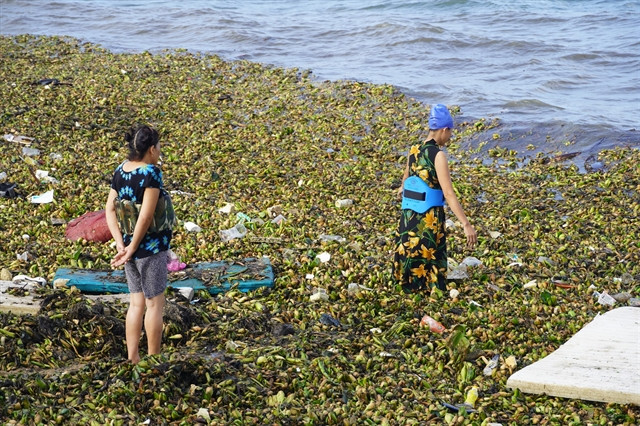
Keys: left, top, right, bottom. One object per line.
{"left": 110, "top": 162, "right": 172, "bottom": 260}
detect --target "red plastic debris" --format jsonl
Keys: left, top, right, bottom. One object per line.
{"left": 65, "top": 210, "right": 112, "bottom": 243}
{"left": 420, "top": 315, "right": 446, "bottom": 333}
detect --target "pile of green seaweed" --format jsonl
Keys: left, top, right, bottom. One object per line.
{"left": 0, "top": 35, "right": 638, "bottom": 425}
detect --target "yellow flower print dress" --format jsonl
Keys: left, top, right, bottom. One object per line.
{"left": 393, "top": 139, "right": 448, "bottom": 291}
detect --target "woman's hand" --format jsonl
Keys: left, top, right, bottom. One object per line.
{"left": 111, "top": 245, "right": 135, "bottom": 267}
{"left": 463, "top": 223, "right": 477, "bottom": 249}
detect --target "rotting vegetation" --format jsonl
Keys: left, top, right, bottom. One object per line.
{"left": 0, "top": 34, "right": 639, "bottom": 425}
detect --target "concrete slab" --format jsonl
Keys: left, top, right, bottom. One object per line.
{"left": 507, "top": 307, "right": 640, "bottom": 405}
{"left": 0, "top": 280, "right": 42, "bottom": 315}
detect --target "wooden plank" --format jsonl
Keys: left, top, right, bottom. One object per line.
{"left": 53, "top": 257, "right": 274, "bottom": 295}
{"left": 507, "top": 307, "right": 640, "bottom": 405}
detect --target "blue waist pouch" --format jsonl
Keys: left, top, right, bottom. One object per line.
{"left": 401, "top": 175, "right": 444, "bottom": 213}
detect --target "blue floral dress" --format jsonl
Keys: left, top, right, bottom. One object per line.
{"left": 110, "top": 162, "right": 172, "bottom": 260}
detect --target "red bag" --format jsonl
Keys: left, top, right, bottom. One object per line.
{"left": 65, "top": 210, "right": 112, "bottom": 243}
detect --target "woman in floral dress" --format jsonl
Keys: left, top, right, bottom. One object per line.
{"left": 393, "top": 104, "right": 477, "bottom": 292}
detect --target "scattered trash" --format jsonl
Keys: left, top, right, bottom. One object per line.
{"left": 464, "top": 387, "right": 478, "bottom": 408}
{"left": 445, "top": 219, "right": 456, "bottom": 229}
{"left": 441, "top": 401, "right": 476, "bottom": 414}
{"left": 30, "top": 190, "right": 54, "bottom": 204}
{"left": 35, "top": 170, "right": 59, "bottom": 184}
{"left": 50, "top": 152, "right": 63, "bottom": 161}
{"left": 507, "top": 253, "right": 523, "bottom": 267}
{"left": 218, "top": 203, "right": 236, "bottom": 214}
{"left": 176, "top": 287, "right": 194, "bottom": 301}
{"left": 22, "top": 147, "right": 41, "bottom": 157}
{"left": 17, "top": 252, "right": 30, "bottom": 261}
{"left": 0, "top": 182, "right": 18, "bottom": 199}
{"left": 32, "top": 78, "right": 71, "bottom": 86}
{"left": 271, "top": 214, "right": 285, "bottom": 225}
{"left": 611, "top": 292, "right": 632, "bottom": 303}
{"left": 12, "top": 275, "right": 47, "bottom": 285}
{"left": 65, "top": 210, "right": 111, "bottom": 242}
{"left": 461, "top": 256, "right": 482, "bottom": 267}
{"left": 335, "top": 199, "right": 353, "bottom": 208}
{"left": 219, "top": 223, "right": 246, "bottom": 241}
{"left": 629, "top": 298, "right": 640, "bottom": 307}
{"left": 196, "top": 408, "right": 211, "bottom": 422}
{"left": 348, "top": 283, "right": 372, "bottom": 293}
{"left": 537, "top": 256, "right": 555, "bottom": 265}
{"left": 319, "top": 313, "right": 341, "bottom": 327}
{"left": 310, "top": 288, "right": 329, "bottom": 302}
{"left": 504, "top": 355, "right": 517, "bottom": 369}
{"left": 4, "top": 133, "right": 34, "bottom": 144}
{"left": 469, "top": 300, "right": 483, "bottom": 307}
{"left": 420, "top": 315, "right": 445, "bottom": 333}
{"left": 447, "top": 263, "right": 468, "bottom": 280}
{"left": 593, "top": 291, "right": 616, "bottom": 306}
{"left": 523, "top": 280, "right": 537, "bottom": 289}
{"left": 488, "top": 231, "right": 502, "bottom": 239}
{"left": 316, "top": 252, "right": 331, "bottom": 263}
{"left": 483, "top": 354, "right": 500, "bottom": 376}
{"left": 449, "top": 289, "right": 460, "bottom": 299}
{"left": 305, "top": 274, "right": 314, "bottom": 280}
{"left": 167, "top": 249, "right": 187, "bottom": 272}
{"left": 0, "top": 172, "right": 6, "bottom": 181}
{"left": 318, "top": 234, "right": 346, "bottom": 243}
{"left": 184, "top": 221, "right": 202, "bottom": 233}
{"left": 379, "top": 351, "right": 395, "bottom": 358}
{"left": 370, "top": 328, "right": 382, "bottom": 334}
{"left": 236, "top": 212, "right": 251, "bottom": 223}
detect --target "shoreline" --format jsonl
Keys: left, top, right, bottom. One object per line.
{"left": 2, "top": 31, "right": 637, "bottom": 170}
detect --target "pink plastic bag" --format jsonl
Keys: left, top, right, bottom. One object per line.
{"left": 167, "top": 249, "right": 186, "bottom": 272}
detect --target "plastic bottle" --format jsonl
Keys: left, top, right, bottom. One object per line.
{"left": 420, "top": 315, "right": 445, "bottom": 333}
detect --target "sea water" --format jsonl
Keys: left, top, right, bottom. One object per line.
{"left": 1, "top": 0, "right": 638, "bottom": 156}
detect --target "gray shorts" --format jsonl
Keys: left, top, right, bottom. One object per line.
{"left": 124, "top": 251, "right": 168, "bottom": 299}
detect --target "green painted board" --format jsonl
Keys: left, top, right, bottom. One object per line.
{"left": 53, "top": 257, "right": 273, "bottom": 295}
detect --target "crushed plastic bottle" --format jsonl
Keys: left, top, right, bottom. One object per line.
{"left": 420, "top": 315, "right": 445, "bottom": 333}
{"left": 464, "top": 387, "right": 478, "bottom": 408}
{"left": 593, "top": 291, "right": 616, "bottom": 306}
{"left": 483, "top": 354, "right": 500, "bottom": 376}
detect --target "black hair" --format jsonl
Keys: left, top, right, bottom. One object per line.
{"left": 125, "top": 124, "right": 159, "bottom": 161}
